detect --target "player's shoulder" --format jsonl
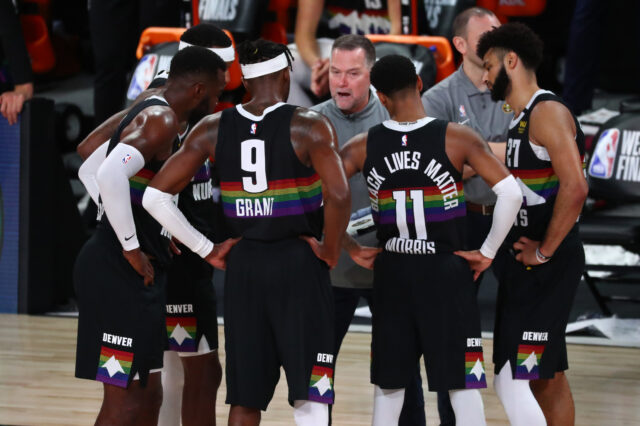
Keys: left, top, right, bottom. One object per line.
{"left": 292, "top": 106, "right": 333, "bottom": 130}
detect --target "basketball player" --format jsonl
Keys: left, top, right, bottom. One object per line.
{"left": 74, "top": 46, "right": 228, "bottom": 426}
{"left": 339, "top": 54, "right": 522, "bottom": 426}
{"left": 478, "top": 23, "right": 587, "bottom": 426}
{"left": 77, "top": 24, "right": 235, "bottom": 426}
{"left": 143, "top": 39, "right": 351, "bottom": 425}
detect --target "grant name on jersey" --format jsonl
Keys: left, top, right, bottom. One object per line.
{"left": 235, "top": 197, "right": 275, "bottom": 217}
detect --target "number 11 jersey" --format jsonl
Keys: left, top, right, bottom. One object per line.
{"left": 363, "top": 117, "right": 467, "bottom": 255}
{"left": 215, "top": 102, "right": 324, "bottom": 241}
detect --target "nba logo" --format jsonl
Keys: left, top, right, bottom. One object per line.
{"left": 459, "top": 105, "right": 467, "bottom": 118}
{"left": 250, "top": 123, "right": 257, "bottom": 134}
{"left": 401, "top": 135, "right": 408, "bottom": 146}
{"left": 588, "top": 128, "right": 619, "bottom": 179}
{"left": 122, "top": 154, "right": 132, "bottom": 165}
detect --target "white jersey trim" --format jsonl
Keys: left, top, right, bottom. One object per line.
{"left": 236, "top": 102, "right": 286, "bottom": 121}
{"left": 509, "top": 89, "right": 554, "bottom": 129}
{"left": 382, "top": 116, "right": 437, "bottom": 132}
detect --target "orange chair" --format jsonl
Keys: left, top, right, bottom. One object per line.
{"left": 20, "top": 14, "right": 55, "bottom": 73}
{"left": 366, "top": 34, "right": 455, "bottom": 83}
{"left": 135, "top": 27, "right": 242, "bottom": 91}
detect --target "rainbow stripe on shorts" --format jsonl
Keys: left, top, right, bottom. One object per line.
{"left": 95, "top": 346, "right": 133, "bottom": 388}
{"left": 308, "top": 365, "right": 334, "bottom": 404}
{"left": 464, "top": 352, "right": 487, "bottom": 389}
{"left": 515, "top": 344, "right": 545, "bottom": 379}
{"left": 166, "top": 316, "right": 197, "bottom": 352}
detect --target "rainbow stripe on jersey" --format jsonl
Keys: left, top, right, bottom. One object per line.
{"left": 510, "top": 168, "right": 558, "bottom": 202}
{"left": 221, "top": 174, "right": 322, "bottom": 218}
{"left": 372, "top": 183, "right": 466, "bottom": 225}
{"left": 129, "top": 168, "right": 155, "bottom": 206}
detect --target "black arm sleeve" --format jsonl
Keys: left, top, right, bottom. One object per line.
{"left": 0, "top": 0, "right": 33, "bottom": 85}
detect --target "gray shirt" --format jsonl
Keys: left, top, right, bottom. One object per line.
{"left": 312, "top": 91, "right": 389, "bottom": 288}
{"left": 421, "top": 65, "right": 513, "bottom": 204}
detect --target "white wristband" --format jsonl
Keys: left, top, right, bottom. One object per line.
{"left": 142, "top": 186, "right": 214, "bottom": 258}
{"left": 479, "top": 175, "right": 522, "bottom": 259}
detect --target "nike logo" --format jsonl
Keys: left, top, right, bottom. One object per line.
{"left": 458, "top": 119, "right": 470, "bottom": 125}
{"left": 124, "top": 234, "right": 135, "bottom": 241}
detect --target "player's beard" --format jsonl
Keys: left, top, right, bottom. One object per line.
{"left": 490, "top": 65, "right": 511, "bottom": 102}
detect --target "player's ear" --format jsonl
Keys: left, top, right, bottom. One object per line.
{"left": 452, "top": 35, "right": 466, "bottom": 55}
{"left": 376, "top": 90, "right": 389, "bottom": 108}
{"left": 416, "top": 75, "right": 423, "bottom": 92}
{"left": 505, "top": 52, "right": 517, "bottom": 70}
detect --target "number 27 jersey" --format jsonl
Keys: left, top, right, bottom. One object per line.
{"left": 215, "top": 103, "right": 324, "bottom": 241}
{"left": 363, "top": 117, "right": 466, "bottom": 255}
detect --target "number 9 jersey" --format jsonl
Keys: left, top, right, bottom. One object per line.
{"left": 215, "top": 102, "right": 324, "bottom": 241}
{"left": 363, "top": 117, "right": 467, "bottom": 255}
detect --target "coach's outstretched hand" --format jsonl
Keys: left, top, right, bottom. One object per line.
{"left": 454, "top": 250, "right": 492, "bottom": 281}
{"left": 301, "top": 236, "right": 339, "bottom": 269}
{"left": 204, "top": 237, "right": 241, "bottom": 270}
{"left": 123, "top": 248, "right": 155, "bottom": 286}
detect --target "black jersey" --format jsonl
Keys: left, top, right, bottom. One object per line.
{"left": 505, "top": 90, "right": 585, "bottom": 243}
{"left": 215, "top": 102, "right": 323, "bottom": 241}
{"left": 363, "top": 117, "right": 466, "bottom": 255}
{"left": 97, "top": 96, "right": 178, "bottom": 266}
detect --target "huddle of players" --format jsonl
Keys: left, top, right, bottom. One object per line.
{"left": 74, "top": 21, "right": 586, "bottom": 426}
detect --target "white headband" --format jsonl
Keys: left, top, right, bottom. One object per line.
{"left": 178, "top": 40, "right": 235, "bottom": 62}
{"left": 241, "top": 53, "right": 289, "bottom": 79}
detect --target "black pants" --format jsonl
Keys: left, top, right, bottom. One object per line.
{"left": 333, "top": 286, "right": 426, "bottom": 426}
{"left": 437, "top": 209, "right": 494, "bottom": 425}
{"left": 89, "top": 0, "right": 180, "bottom": 125}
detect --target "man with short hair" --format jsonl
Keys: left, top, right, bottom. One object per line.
{"left": 421, "top": 8, "right": 512, "bottom": 424}
{"left": 143, "top": 39, "right": 351, "bottom": 425}
{"left": 478, "top": 22, "right": 588, "bottom": 426}
{"left": 312, "top": 34, "right": 425, "bottom": 425}
{"left": 74, "top": 46, "right": 228, "bottom": 426}
{"left": 77, "top": 24, "right": 235, "bottom": 426}
{"left": 340, "top": 54, "right": 522, "bottom": 426}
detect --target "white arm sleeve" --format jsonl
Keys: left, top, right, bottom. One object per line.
{"left": 96, "top": 143, "right": 145, "bottom": 251}
{"left": 143, "top": 186, "right": 214, "bottom": 258}
{"left": 479, "top": 175, "right": 522, "bottom": 259}
{"left": 78, "top": 140, "right": 109, "bottom": 205}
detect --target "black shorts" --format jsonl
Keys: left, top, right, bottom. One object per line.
{"left": 165, "top": 246, "right": 218, "bottom": 354}
{"left": 492, "top": 232, "right": 584, "bottom": 380}
{"left": 371, "top": 251, "right": 486, "bottom": 392}
{"left": 223, "top": 238, "right": 335, "bottom": 410}
{"left": 74, "top": 228, "right": 167, "bottom": 388}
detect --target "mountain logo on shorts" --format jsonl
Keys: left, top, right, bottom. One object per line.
{"left": 464, "top": 352, "right": 487, "bottom": 389}
{"left": 308, "top": 365, "right": 334, "bottom": 404}
{"left": 96, "top": 346, "right": 133, "bottom": 388}
{"left": 166, "top": 317, "right": 197, "bottom": 352}
{"left": 515, "top": 344, "right": 545, "bottom": 379}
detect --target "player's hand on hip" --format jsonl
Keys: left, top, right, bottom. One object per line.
{"left": 454, "top": 249, "right": 492, "bottom": 281}
{"left": 301, "top": 235, "right": 338, "bottom": 269}
{"left": 349, "top": 245, "right": 382, "bottom": 270}
{"left": 122, "top": 248, "right": 155, "bottom": 286}
{"left": 204, "top": 237, "right": 241, "bottom": 270}
{"left": 513, "top": 236, "right": 544, "bottom": 266}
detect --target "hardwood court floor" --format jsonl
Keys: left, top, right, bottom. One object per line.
{"left": 0, "top": 314, "right": 639, "bottom": 425}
